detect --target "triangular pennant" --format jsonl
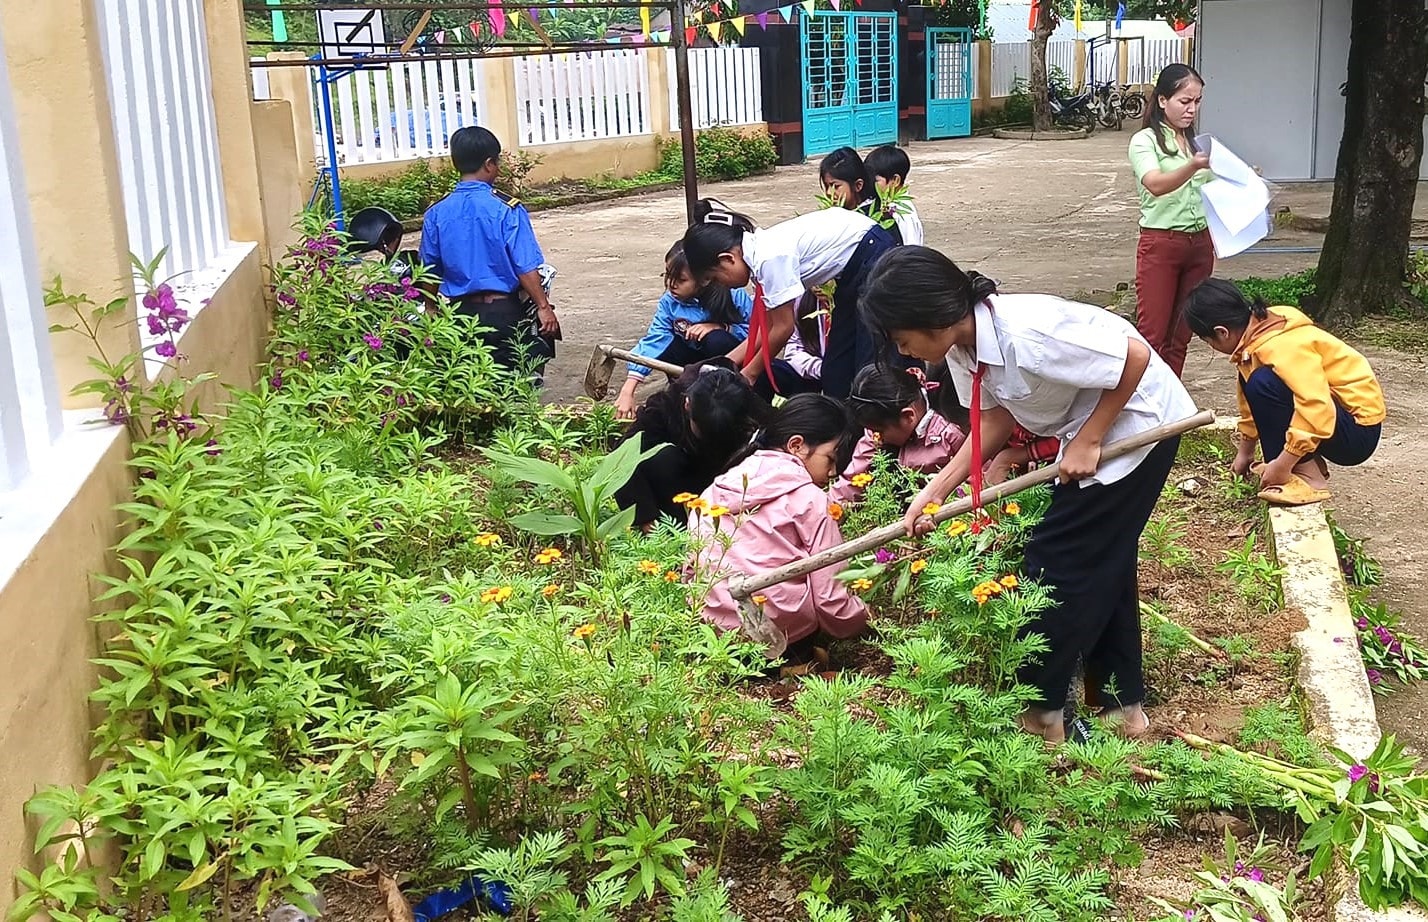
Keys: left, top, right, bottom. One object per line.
{"left": 685, "top": 25, "right": 697, "bottom": 43}
{"left": 729, "top": 15, "right": 746, "bottom": 34}
{"left": 435, "top": 29, "right": 447, "bottom": 43}
{"left": 756, "top": 11, "right": 769, "bottom": 28}
{"left": 712, "top": 2, "right": 722, "bottom": 15}
{"left": 640, "top": 4, "right": 651, "bottom": 34}
{"left": 509, "top": 10, "right": 521, "bottom": 29}
{"left": 829, "top": 0, "right": 840, "bottom": 10}
{"left": 779, "top": 5, "right": 794, "bottom": 22}
{"left": 801, "top": 0, "right": 815, "bottom": 16}
{"left": 489, "top": 4, "right": 507, "bottom": 37}
{"left": 469, "top": 19, "right": 481, "bottom": 35}
{"left": 528, "top": 7, "right": 540, "bottom": 23}
{"left": 708, "top": 18, "right": 722, "bottom": 40}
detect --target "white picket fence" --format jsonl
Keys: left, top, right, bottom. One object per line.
{"left": 1128, "top": 38, "right": 1187, "bottom": 85}
{"left": 667, "top": 46, "right": 763, "bottom": 129}
{"left": 95, "top": 0, "right": 231, "bottom": 283}
{"left": 989, "top": 40, "right": 1078, "bottom": 97}
{"left": 513, "top": 50, "right": 652, "bottom": 146}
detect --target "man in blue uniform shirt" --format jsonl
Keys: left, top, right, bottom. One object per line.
{"left": 419, "top": 126, "right": 560, "bottom": 373}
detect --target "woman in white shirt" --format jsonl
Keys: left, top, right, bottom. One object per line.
{"left": 859, "top": 245, "right": 1198, "bottom": 744}
{"left": 681, "top": 198, "right": 899, "bottom": 399}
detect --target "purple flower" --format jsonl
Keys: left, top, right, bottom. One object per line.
{"left": 395, "top": 394, "right": 409, "bottom": 408}
{"left": 440, "top": 593, "right": 452, "bottom": 604}
{"left": 373, "top": 519, "right": 384, "bottom": 531}
{"left": 874, "top": 548, "right": 895, "bottom": 564}
{"left": 1183, "top": 910, "right": 1196, "bottom": 920}
{"left": 1367, "top": 668, "right": 1384, "bottom": 685}
{"left": 205, "top": 439, "right": 221, "bottom": 457}
{"left": 423, "top": 337, "right": 434, "bottom": 347}
{"left": 363, "top": 333, "right": 384, "bottom": 351}
{"left": 1356, "top": 617, "right": 1370, "bottom": 630}
{"left": 297, "top": 350, "right": 310, "bottom": 363}
{"left": 104, "top": 398, "right": 128, "bottom": 425}
{"left": 1375, "top": 626, "right": 1395, "bottom": 645}
{"left": 146, "top": 314, "right": 166, "bottom": 336}
{"left": 1348, "top": 764, "right": 1368, "bottom": 783}
{"left": 155, "top": 341, "right": 177, "bottom": 359}
{"left": 277, "top": 291, "right": 297, "bottom": 307}
{"left": 1246, "top": 868, "right": 1265, "bottom": 883}
{"left": 115, "top": 376, "right": 131, "bottom": 394}
{"left": 271, "top": 370, "right": 284, "bottom": 390}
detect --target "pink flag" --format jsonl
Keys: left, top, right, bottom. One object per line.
{"left": 490, "top": 4, "right": 507, "bottom": 37}
{"left": 756, "top": 10, "right": 769, "bottom": 28}
{"left": 829, "top": 0, "right": 841, "bottom": 9}
{"left": 435, "top": 30, "right": 447, "bottom": 43}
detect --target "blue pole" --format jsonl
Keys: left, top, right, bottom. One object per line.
{"left": 316, "top": 62, "right": 347, "bottom": 231}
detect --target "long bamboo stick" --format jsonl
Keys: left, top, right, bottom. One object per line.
{"left": 727, "top": 410, "right": 1216, "bottom": 600}
{"left": 600, "top": 344, "right": 685, "bottom": 377}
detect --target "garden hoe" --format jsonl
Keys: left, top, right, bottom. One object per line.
{"left": 582, "top": 344, "right": 685, "bottom": 400}
{"left": 730, "top": 410, "right": 1218, "bottom": 660}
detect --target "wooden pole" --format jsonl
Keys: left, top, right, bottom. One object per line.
{"left": 671, "top": 0, "right": 699, "bottom": 224}
{"left": 600, "top": 344, "right": 685, "bottom": 376}
{"left": 727, "top": 410, "right": 1216, "bottom": 600}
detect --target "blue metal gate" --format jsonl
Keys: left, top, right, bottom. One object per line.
{"left": 800, "top": 10, "right": 898, "bottom": 157}
{"left": 926, "top": 27, "right": 973, "bottom": 139}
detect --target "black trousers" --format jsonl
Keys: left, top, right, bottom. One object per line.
{"left": 1241, "top": 366, "right": 1380, "bottom": 467}
{"left": 821, "top": 226, "right": 899, "bottom": 399}
{"left": 1019, "top": 437, "right": 1180, "bottom": 710}
{"left": 452, "top": 293, "right": 552, "bottom": 371}
{"left": 654, "top": 329, "right": 742, "bottom": 368}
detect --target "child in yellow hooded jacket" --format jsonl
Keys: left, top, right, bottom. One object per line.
{"left": 1185, "top": 278, "right": 1385, "bottom": 506}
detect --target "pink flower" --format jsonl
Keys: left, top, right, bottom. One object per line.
{"left": 1348, "top": 763, "right": 1381, "bottom": 792}
{"left": 155, "top": 341, "right": 177, "bottom": 359}
{"left": 874, "top": 548, "right": 895, "bottom": 564}
{"left": 363, "top": 333, "right": 383, "bottom": 351}
{"left": 297, "top": 350, "right": 310, "bottom": 363}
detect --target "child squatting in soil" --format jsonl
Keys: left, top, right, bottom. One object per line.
{"left": 1184, "top": 278, "right": 1385, "bottom": 506}
{"left": 681, "top": 197, "right": 899, "bottom": 400}
{"left": 614, "top": 242, "right": 755, "bottom": 420}
{"left": 689, "top": 394, "right": 868, "bottom": 646}
{"left": 859, "top": 245, "right": 1198, "bottom": 744}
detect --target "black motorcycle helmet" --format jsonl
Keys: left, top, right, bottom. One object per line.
{"left": 346, "top": 207, "right": 404, "bottom": 258}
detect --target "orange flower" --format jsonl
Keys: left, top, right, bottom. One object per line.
{"left": 1004, "top": 501, "right": 1021, "bottom": 516}
{"left": 851, "top": 578, "right": 873, "bottom": 592}
{"left": 475, "top": 532, "right": 502, "bottom": 547}
{"left": 541, "top": 584, "right": 561, "bottom": 598}
{"left": 1000, "top": 574, "right": 1020, "bottom": 589}
{"left": 850, "top": 473, "right": 874, "bottom": 488}
{"left": 946, "top": 520, "right": 969, "bottom": 537}
{"left": 708, "top": 505, "right": 731, "bottom": 519}
{"left": 922, "top": 502, "right": 942, "bottom": 516}
{"left": 828, "top": 502, "right": 844, "bottom": 522}
{"left": 573, "top": 623, "right": 597, "bottom": 641}
{"left": 752, "top": 594, "right": 768, "bottom": 606}
{"left": 686, "top": 497, "right": 710, "bottom": 514}
{"left": 534, "top": 547, "right": 563, "bottom": 565}
{"left": 664, "top": 570, "right": 680, "bottom": 582}
{"left": 910, "top": 559, "right": 928, "bottom": 574}
{"left": 528, "top": 771, "right": 546, "bottom": 783}
{"left": 637, "top": 559, "right": 662, "bottom": 576}
{"left": 672, "top": 492, "right": 698, "bottom": 504}
{"left": 480, "top": 585, "right": 514, "bottom": 604}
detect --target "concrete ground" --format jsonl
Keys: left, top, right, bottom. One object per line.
{"left": 522, "top": 129, "right": 1428, "bottom": 755}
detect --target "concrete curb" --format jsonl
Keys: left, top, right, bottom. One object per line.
{"left": 991, "top": 127, "right": 1089, "bottom": 141}
{"left": 1265, "top": 502, "right": 1428, "bottom": 921}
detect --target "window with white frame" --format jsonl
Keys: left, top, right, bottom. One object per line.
{"left": 0, "top": 17, "right": 65, "bottom": 491}
{"left": 95, "top": 0, "right": 238, "bottom": 355}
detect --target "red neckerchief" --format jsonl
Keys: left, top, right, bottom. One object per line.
{"left": 969, "top": 363, "right": 987, "bottom": 532}
{"left": 744, "top": 282, "right": 779, "bottom": 392}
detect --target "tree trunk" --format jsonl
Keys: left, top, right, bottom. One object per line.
{"left": 1313, "top": 0, "right": 1428, "bottom": 326}
{"left": 1029, "top": 3, "right": 1058, "bottom": 131}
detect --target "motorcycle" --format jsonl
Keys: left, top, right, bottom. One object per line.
{"left": 1048, "top": 83, "right": 1097, "bottom": 132}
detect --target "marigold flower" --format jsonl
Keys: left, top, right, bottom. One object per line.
{"left": 851, "top": 578, "right": 873, "bottom": 592}
{"left": 922, "top": 502, "right": 942, "bottom": 516}
{"left": 752, "top": 594, "right": 768, "bottom": 606}
{"left": 910, "top": 559, "right": 928, "bottom": 574}
{"left": 480, "top": 585, "right": 514, "bottom": 604}
{"left": 708, "top": 505, "right": 731, "bottom": 518}
{"left": 541, "top": 584, "right": 560, "bottom": 598}
{"left": 573, "top": 623, "right": 597, "bottom": 641}
{"left": 664, "top": 570, "right": 680, "bottom": 582}
{"left": 672, "top": 492, "right": 698, "bottom": 504}
{"left": 535, "top": 547, "right": 563, "bottom": 565}
{"left": 851, "top": 473, "right": 874, "bottom": 488}
{"left": 828, "top": 502, "right": 844, "bottom": 522}
{"left": 946, "top": 520, "right": 969, "bottom": 537}
{"left": 686, "top": 497, "right": 710, "bottom": 514}
{"left": 1000, "top": 574, "right": 1019, "bottom": 589}
{"left": 528, "top": 771, "right": 546, "bottom": 783}
{"left": 475, "top": 532, "right": 502, "bottom": 547}
{"left": 1004, "top": 502, "right": 1021, "bottom": 515}
{"left": 637, "top": 559, "right": 661, "bottom": 575}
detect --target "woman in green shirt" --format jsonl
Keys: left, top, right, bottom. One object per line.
{"left": 1128, "top": 64, "right": 1213, "bottom": 377}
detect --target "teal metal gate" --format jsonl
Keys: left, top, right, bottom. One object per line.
{"left": 800, "top": 10, "right": 898, "bottom": 157}
{"left": 926, "top": 27, "right": 973, "bottom": 139}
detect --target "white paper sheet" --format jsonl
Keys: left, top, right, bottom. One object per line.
{"left": 1195, "top": 135, "right": 1272, "bottom": 258}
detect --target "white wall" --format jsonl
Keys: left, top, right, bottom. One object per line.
{"left": 1312, "top": 0, "right": 1350, "bottom": 180}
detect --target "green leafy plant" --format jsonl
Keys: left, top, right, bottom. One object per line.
{"left": 1235, "top": 270, "right": 1317, "bottom": 309}
{"left": 595, "top": 813, "right": 697, "bottom": 905}
{"left": 1141, "top": 512, "right": 1196, "bottom": 570}
{"left": 656, "top": 127, "right": 777, "bottom": 181}
{"left": 1217, "top": 534, "right": 1284, "bottom": 613}
{"left": 1151, "top": 831, "right": 1301, "bottom": 922}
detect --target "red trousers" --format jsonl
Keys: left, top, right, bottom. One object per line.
{"left": 1134, "top": 228, "right": 1215, "bottom": 377}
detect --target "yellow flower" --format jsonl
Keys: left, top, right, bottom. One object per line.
{"left": 541, "top": 584, "right": 561, "bottom": 598}
{"left": 528, "top": 771, "right": 546, "bottom": 783}
{"left": 1000, "top": 574, "right": 1020, "bottom": 589}
{"left": 672, "top": 492, "right": 698, "bottom": 504}
{"left": 828, "top": 502, "right": 844, "bottom": 522}
{"left": 752, "top": 594, "right": 768, "bottom": 606}
{"left": 664, "top": 570, "right": 680, "bottom": 582}
{"left": 1004, "top": 502, "right": 1021, "bottom": 515}
{"left": 708, "top": 505, "right": 731, "bottom": 519}
{"left": 946, "top": 520, "right": 969, "bottom": 537}
{"left": 481, "top": 585, "right": 514, "bottom": 604}
{"left": 475, "top": 532, "right": 502, "bottom": 547}
{"left": 637, "top": 559, "right": 662, "bottom": 576}
{"left": 686, "top": 497, "right": 710, "bottom": 514}
{"left": 922, "top": 502, "right": 942, "bottom": 516}
{"left": 535, "top": 547, "right": 563, "bottom": 565}
{"left": 851, "top": 578, "right": 873, "bottom": 592}
{"left": 850, "top": 473, "right": 874, "bottom": 488}
{"left": 910, "top": 559, "right": 928, "bottom": 574}
{"left": 573, "top": 623, "right": 597, "bottom": 641}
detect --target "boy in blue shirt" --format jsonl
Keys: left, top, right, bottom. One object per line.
{"left": 419, "top": 126, "right": 560, "bottom": 373}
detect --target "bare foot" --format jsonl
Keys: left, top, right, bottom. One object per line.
{"left": 1099, "top": 704, "right": 1151, "bottom": 739}
{"left": 1292, "top": 458, "right": 1330, "bottom": 491}
{"left": 1018, "top": 707, "right": 1066, "bottom": 745}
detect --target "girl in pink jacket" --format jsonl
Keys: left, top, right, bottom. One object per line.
{"left": 690, "top": 394, "right": 868, "bottom": 646}
{"left": 830, "top": 364, "right": 967, "bottom": 504}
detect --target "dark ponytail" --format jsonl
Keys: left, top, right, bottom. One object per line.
{"left": 665, "top": 240, "right": 741, "bottom": 328}
{"left": 1183, "top": 278, "right": 1270, "bottom": 338}
{"left": 739, "top": 393, "right": 857, "bottom": 472}
{"left": 629, "top": 358, "right": 769, "bottom": 460}
{"left": 818, "top": 146, "right": 876, "bottom": 208}
{"left": 848, "top": 364, "right": 925, "bottom": 428}
{"left": 682, "top": 198, "right": 759, "bottom": 274}
{"left": 1145, "top": 63, "right": 1204, "bottom": 156}
{"left": 858, "top": 245, "right": 998, "bottom": 341}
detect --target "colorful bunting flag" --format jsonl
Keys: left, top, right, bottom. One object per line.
{"left": 728, "top": 15, "right": 744, "bottom": 34}
{"left": 640, "top": 4, "right": 651, "bottom": 35}
{"left": 509, "top": 11, "right": 521, "bottom": 30}
{"left": 779, "top": 5, "right": 794, "bottom": 22}
{"left": 800, "top": 0, "right": 815, "bottom": 15}
{"left": 756, "top": 11, "right": 769, "bottom": 29}
{"left": 829, "top": 0, "right": 840, "bottom": 9}
{"left": 709, "top": 19, "right": 722, "bottom": 40}
{"left": 529, "top": 8, "right": 540, "bottom": 24}
{"left": 490, "top": 3, "right": 507, "bottom": 37}
{"left": 685, "top": 25, "right": 697, "bottom": 43}
{"left": 435, "top": 29, "right": 447, "bottom": 43}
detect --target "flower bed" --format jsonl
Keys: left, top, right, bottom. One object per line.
{"left": 13, "top": 227, "right": 1428, "bottom": 922}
